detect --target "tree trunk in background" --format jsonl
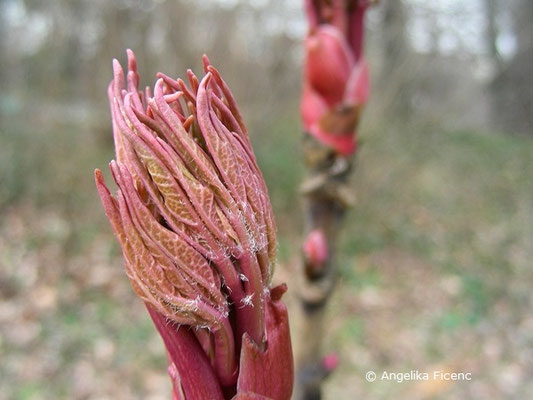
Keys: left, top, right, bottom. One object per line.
{"left": 484, "top": 0, "right": 503, "bottom": 73}
{"left": 489, "top": 0, "right": 533, "bottom": 135}
{"left": 380, "top": 0, "right": 411, "bottom": 118}
{"left": 514, "top": 0, "right": 533, "bottom": 54}
{"left": 382, "top": 0, "right": 407, "bottom": 69}
{"left": 0, "top": 0, "right": 6, "bottom": 96}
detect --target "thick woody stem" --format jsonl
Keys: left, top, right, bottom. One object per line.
{"left": 295, "top": 0, "right": 373, "bottom": 396}
{"left": 293, "top": 136, "right": 354, "bottom": 400}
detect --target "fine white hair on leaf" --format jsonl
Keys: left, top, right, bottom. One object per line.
{"left": 225, "top": 283, "right": 232, "bottom": 294}
{"left": 221, "top": 244, "right": 232, "bottom": 259}
{"left": 183, "top": 296, "right": 200, "bottom": 313}
{"left": 217, "top": 308, "right": 229, "bottom": 320}
{"left": 239, "top": 273, "right": 249, "bottom": 282}
{"left": 239, "top": 293, "right": 254, "bottom": 308}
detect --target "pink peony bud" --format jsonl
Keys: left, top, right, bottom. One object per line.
{"left": 305, "top": 26, "right": 355, "bottom": 108}
{"left": 301, "top": 0, "right": 370, "bottom": 156}
{"left": 95, "top": 50, "right": 293, "bottom": 399}
{"left": 322, "top": 353, "right": 340, "bottom": 372}
{"left": 303, "top": 229, "right": 329, "bottom": 271}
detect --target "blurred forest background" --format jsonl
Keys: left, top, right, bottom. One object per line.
{"left": 1, "top": 0, "right": 532, "bottom": 399}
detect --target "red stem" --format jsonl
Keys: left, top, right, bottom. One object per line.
{"left": 146, "top": 305, "right": 226, "bottom": 400}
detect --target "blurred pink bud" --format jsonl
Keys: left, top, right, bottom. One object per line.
{"left": 305, "top": 26, "right": 354, "bottom": 108}
{"left": 301, "top": 0, "right": 370, "bottom": 156}
{"left": 322, "top": 353, "right": 340, "bottom": 372}
{"left": 95, "top": 51, "right": 293, "bottom": 399}
{"left": 303, "top": 229, "right": 329, "bottom": 269}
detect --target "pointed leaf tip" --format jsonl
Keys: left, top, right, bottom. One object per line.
{"left": 202, "top": 54, "right": 211, "bottom": 72}
{"left": 112, "top": 58, "right": 122, "bottom": 75}
{"left": 94, "top": 169, "right": 109, "bottom": 193}
{"left": 126, "top": 49, "right": 136, "bottom": 69}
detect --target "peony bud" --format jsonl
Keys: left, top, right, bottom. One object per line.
{"left": 322, "top": 353, "right": 340, "bottom": 372}
{"left": 303, "top": 229, "right": 329, "bottom": 276}
{"left": 301, "top": 0, "right": 370, "bottom": 156}
{"left": 95, "top": 51, "right": 293, "bottom": 399}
